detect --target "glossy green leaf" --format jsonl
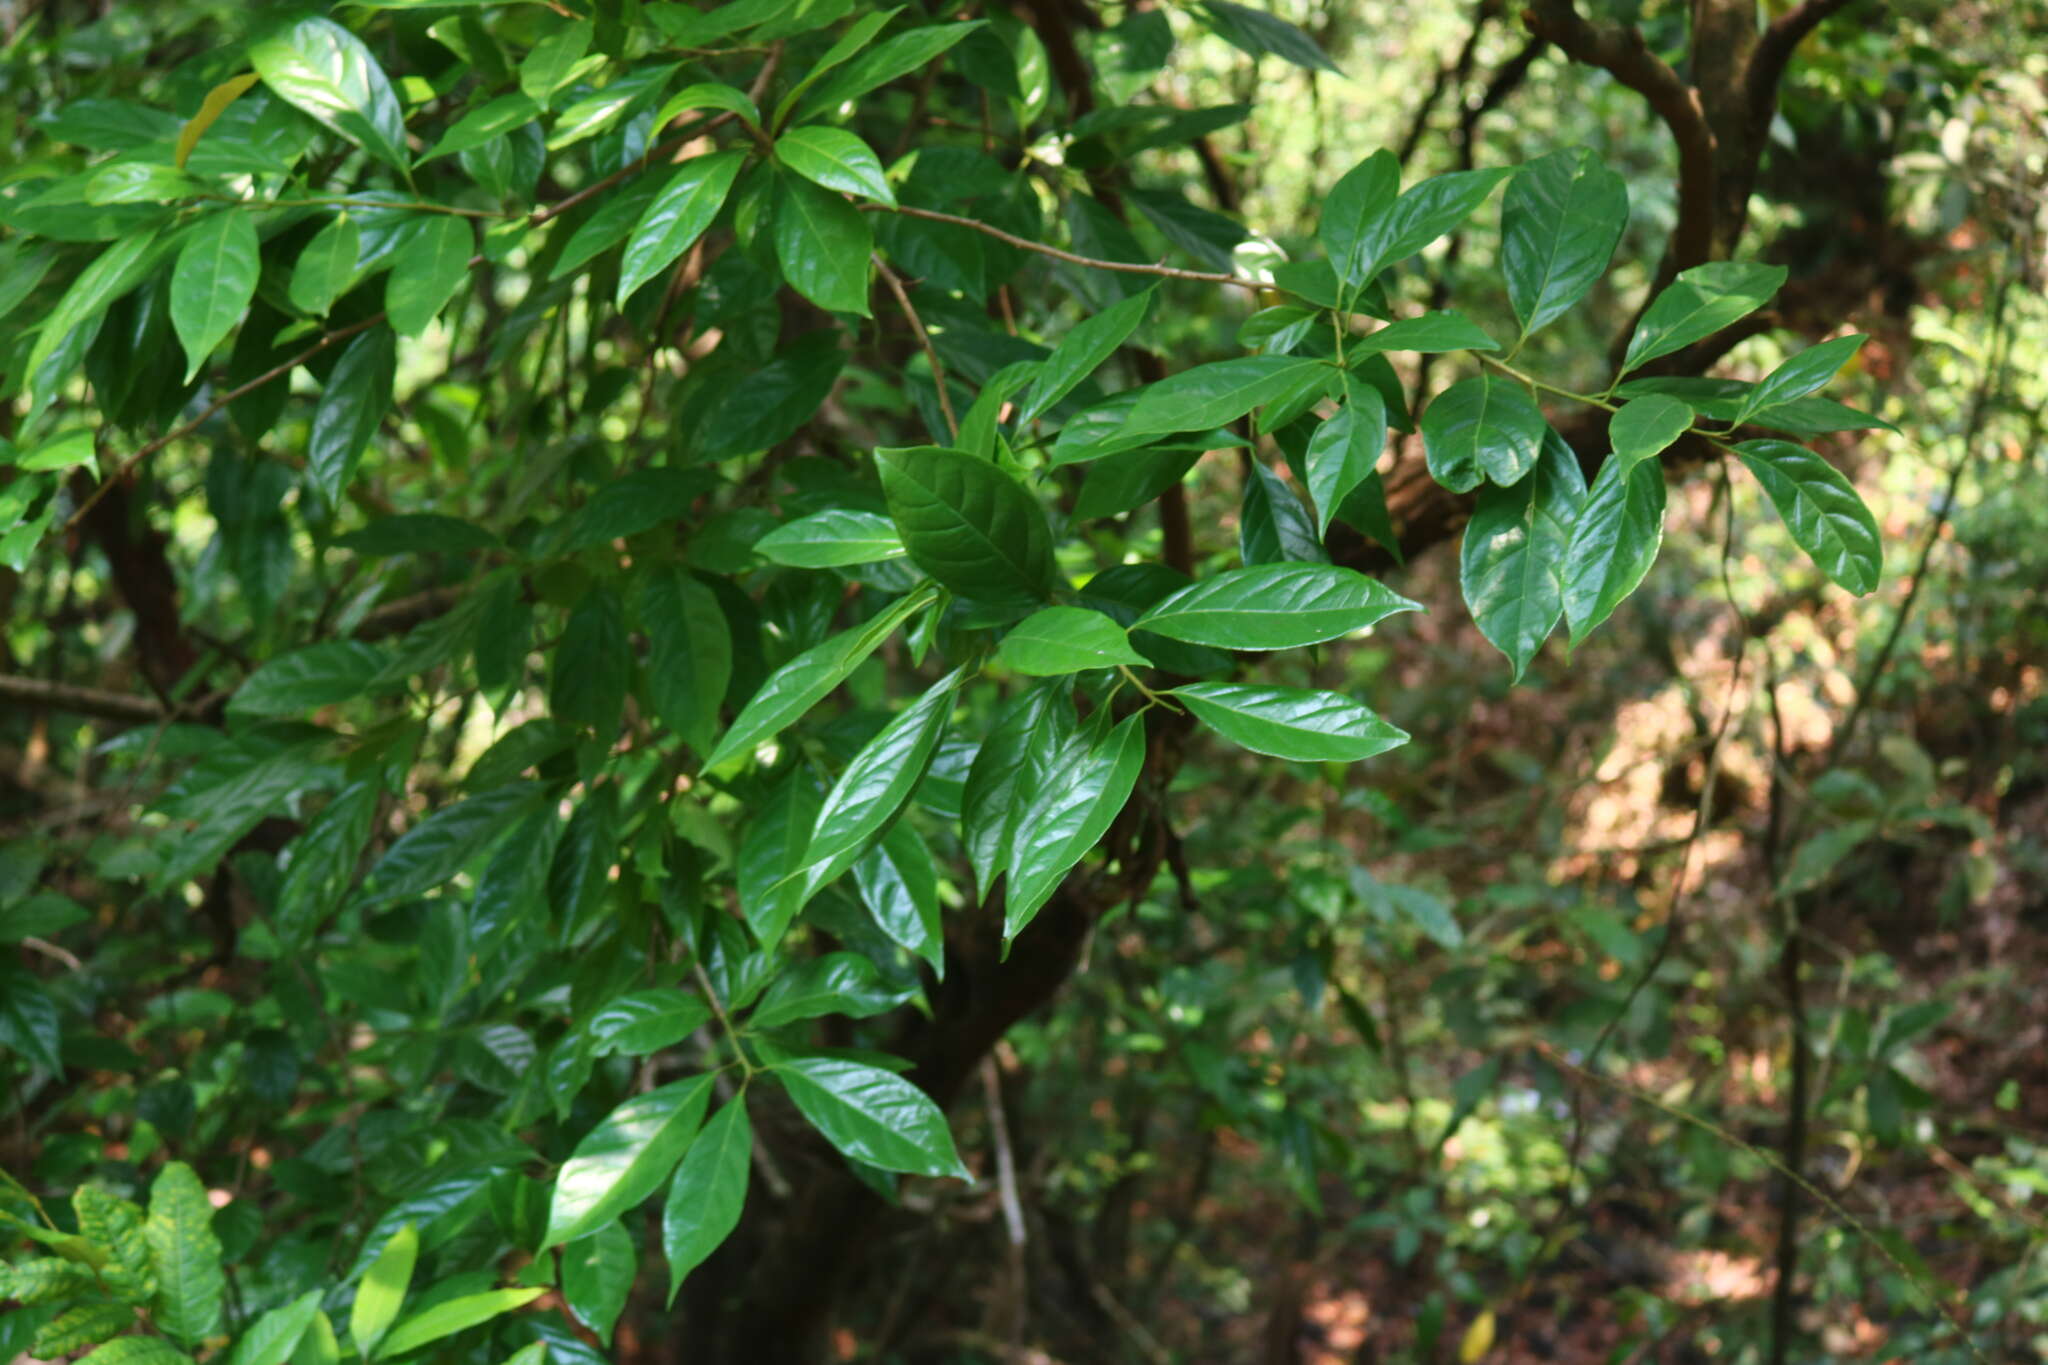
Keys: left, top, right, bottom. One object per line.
{"left": 25, "top": 227, "right": 166, "bottom": 412}
{"left": 1319, "top": 150, "right": 1399, "bottom": 289}
{"left": 519, "top": 20, "right": 593, "bottom": 108}
{"left": 639, "top": 565, "right": 732, "bottom": 758}
{"left": 385, "top": 216, "right": 472, "bottom": 338}
{"left": 1609, "top": 395, "right": 1693, "bottom": 472}
{"left": 1198, "top": 0, "right": 1338, "bottom": 74}
{"left": 773, "top": 174, "right": 873, "bottom": 315}
{"left": 654, "top": 81, "right": 762, "bottom": 129}
{"left": 996, "top": 606, "right": 1148, "bottom": 676}
{"left": 1501, "top": 147, "right": 1629, "bottom": 340}
{"left": 1421, "top": 373, "right": 1547, "bottom": 492}
{"left": 228, "top": 1292, "right": 324, "bottom": 1365}
{"left": 74, "top": 1340, "right": 192, "bottom": 1365}
{"left": 170, "top": 210, "right": 260, "bottom": 380}
{"left": 361, "top": 782, "right": 542, "bottom": 903}
{"left": 794, "top": 21, "right": 986, "bottom": 121}
{"left": 772, "top": 7, "right": 902, "bottom": 126}
{"left": 562, "top": 1224, "right": 634, "bottom": 1347}
{"left": 1460, "top": 427, "right": 1586, "bottom": 679}
{"left": 1304, "top": 375, "right": 1388, "bottom": 538}
{"left": 145, "top": 1162, "right": 225, "bottom": 1347}
{"left": 249, "top": 16, "right": 409, "bottom": 171}
{"left": 774, "top": 1056, "right": 969, "bottom": 1178}
{"left": 231, "top": 641, "right": 387, "bottom": 715}
{"left": 1734, "top": 439, "right": 1881, "bottom": 594}
{"left": 739, "top": 769, "right": 822, "bottom": 945}
{"left": 587, "top": 989, "right": 712, "bottom": 1056}
{"left": 419, "top": 92, "right": 539, "bottom": 163}
{"left": 1018, "top": 288, "right": 1153, "bottom": 424}
{"left": 1174, "top": 682, "right": 1408, "bottom": 761}
{"left": 1620, "top": 261, "right": 1787, "bottom": 375}
{"left": 1349, "top": 310, "right": 1498, "bottom": 356}
{"left": 308, "top": 326, "right": 396, "bottom": 505}
{"left": 704, "top": 587, "right": 936, "bottom": 769}
{"left": 877, "top": 445, "right": 1053, "bottom": 605}
{"left": 617, "top": 151, "right": 745, "bottom": 304}
{"left": 289, "top": 213, "right": 360, "bottom": 316}
{"left": 1736, "top": 334, "right": 1866, "bottom": 423}
{"left": 1124, "top": 356, "right": 1331, "bottom": 437}
{"left": 1074, "top": 447, "right": 1201, "bottom": 520}
{"left": 1240, "top": 459, "right": 1327, "bottom": 565}
{"left": 662, "top": 1099, "right": 751, "bottom": 1303}
{"left": 1341, "top": 164, "right": 1511, "bottom": 289}
{"left": 755, "top": 508, "right": 905, "bottom": 566}
{"left": 544, "top": 1073, "right": 716, "bottom": 1248}
{"left": 1005, "top": 713, "right": 1146, "bottom": 940}
{"left": 961, "top": 682, "right": 1071, "bottom": 903}
{"left": 854, "top": 822, "right": 943, "bottom": 972}
{"left": 1562, "top": 454, "right": 1666, "bottom": 644}
{"left": 349, "top": 1224, "right": 415, "bottom": 1357}
{"left": 547, "top": 61, "right": 680, "bottom": 152}
{"left": 549, "top": 588, "right": 628, "bottom": 738}
{"left": 806, "top": 667, "right": 963, "bottom": 874}
{"left": 1134, "top": 562, "right": 1419, "bottom": 649}
{"left": 751, "top": 952, "right": 915, "bottom": 1029}
{"left": 376, "top": 1290, "right": 545, "bottom": 1358}
{"left": 776, "top": 126, "right": 895, "bottom": 204}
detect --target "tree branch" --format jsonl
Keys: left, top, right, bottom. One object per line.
{"left": 1747, "top": 0, "right": 1864, "bottom": 132}
{"left": 0, "top": 673, "right": 168, "bottom": 723}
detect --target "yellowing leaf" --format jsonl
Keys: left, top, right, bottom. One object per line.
{"left": 1459, "top": 1308, "right": 1496, "bottom": 1363}
{"left": 175, "top": 73, "right": 261, "bottom": 169}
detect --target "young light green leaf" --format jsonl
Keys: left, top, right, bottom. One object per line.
{"left": 960, "top": 682, "right": 1071, "bottom": 903}
{"left": 1017, "top": 288, "right": 1153, "bottom": 424}
{"left": 1134, "top": 562, "right": 1419, "bottom": 649}
{"left": 805, "top": 667, "right": 964, "bottom": 873}
{"left": 561, "top": 1224, "right": 634, "bottom": 1347}
{"left": 349, "top": 1223, "right": 416, "bottom": 1357}
{"left": 877, "top": 445, "right": 1054, "bottom": 606}
{"left": 1609, "top": 394, "right": 1693, "bottom": 472}
{"left": 519, "top": 20, "right": 593, "bottom": 108}
{"left": 751, "top": 952, "right": 915, "bottom": 1029}
{"left": 1124, "top": 356, "right": 1330, "bottom": 437}
{"left": 775, "top": 126, "right": 895, "bottom": 204}
{"left": 617, "top": 151, "right": 745, "bottom": 304}
{"left": 1005, "top": 713, "right": 1146, "bottom": 940}
{"left": 308, "top": 326, "right": 395, "bottom": 505}
{"left": 1734, "top": 439, "right": 1881, "bottom": 594}
{"left": 1348, "top": 310, "right": 1498, "bottom": 357}
{"left": 773, "top": 174, "right": 873, "bottom": 315}
{"left": 228, "top": 1292, "right": 324, "bottom": 1365}
{"left": 662, "top": 1099, "right": 751, "bottom": 1303}
{"left": 1620, "top": 261, "right": 1788, "bottom": 375}
{"left": 1735, "top": 334, "right": 1866, "bottom": 423}
{"left": 1501, "top": 147, "right": 1629, "bottom": 340}
{"left": 1174, "top": 682, "right": 1408, "bottom": 761}
{"left": 385, "top": 216, "right": 472, "bottom": 338}
{"left": 249, "top": 16, "right": 410, "bottom": 171}
{"left": 1563, "top": 455, "right": 1666, "bottom": 644}
{"left": 1460, "top": 427, "right": 1586, "bottom": 679}
{"left": 1420, "top": 373, "right": 1547, "bottom": 492}
{"left": 996, "top": 606, "right": 1148, "bottom": 676}
{"left": 171, "top": 210, "right": 260, "bottom": 380}
{"left": 755, "top": 508, "right": 905, "bottom": 567}
{"left": 289, "top": 213, "right": 360, "bottom": 316}
{"left": 376, "top": 1290, "right": 545, "bottom": 1359}
{"left": 638, "top": 565, "right": 732, "bottom": 758}
{"left": 544, "top": 1073, "right": 717, "bottom": 1248}
{"left": 1304, "top": 376, "right": 1388, "bottom": 538}
{"left": 774, "top": 1056, "right": 970, "bottom": 1179}
{"left": 144, "top": 1162, "right": 225, "bottom": 1347}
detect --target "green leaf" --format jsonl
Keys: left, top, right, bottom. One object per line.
{"left": 1018, "top": 288, "right": 1153, "bottom": 424}
{"left": 229, "top": 1291, "right": 324, "bottom": 1365}
{"left": 289, "top": 213, "right": 361, "bottom": 316}
{"left": 1239, "top": 459, "right": 1327, "bottom": 565}
{"left": 1304, "top": 375, "right": 1388, "bottom": 538}
{"left": 74, "top": 1183, "right": 151, "bottom": 1284}
{"left": 776, "top": 126, "right": 895, "bottom": 204}
{"left": 1133, "top": 562, "right": 1419, "bottom": 649}
{"left": 587, "top": 988, "right": 712, "bottom": 1056}
{"left": 773, "top": 174, "right": 873, "bottom": 315}
{"left": 33, "top": 1304, "right": 135, "bottom": 1356}
{"left": 1348, "top": 310, "right": 1498, "bottom": 356}
{"left": 376, "top": 1290, "right": 545, "bottom": 1359}
{"left": 519, "top": 20, "right": 594, "bottom": 108}
{"left": 1198, "top": 0, "right": 1339, "bottom": 73}
{"left": 350, "top": 1223, "right": 416, "bottom": 1357}
{"left": 638, "top": 565, "right": 731, "bottom": 758}
{"left": 361, "top": 783, "right": 542, "bottom": 903}
{"left": 1124, "top": 356, "right": 1331, "bottom": 437}
{"left": 654, "top": 81, "right": 762, "bottom": 129}
{"left": 774, "top": 1056, "right": 969, "bottom": 1178}
{"left": 1734, "top": 439, "right": 1881, "bottom": 594}
{"left": 1460, "top": 427, "right": 1586, "bottom": 679}
{"left": 420, "top": 92, "right": 540, "bottom": 163}
{"left": 385, "top": 216, "right": 472, "bottom": 338}
{"left": 661, "top": 1099, "right": 751, "bottom": 1303}
{"left": 230, "top": 641, "right": 387, "bottom": 715}
{"left": 773, "top": 6, "right": 902, "bottom": 126}
{"left": 308, "top": 326, "right": 396, "bottom": 505}
{"left": 755, "top": 508, "right": 905, "bottom": 567}
{"left": 617, "top": 151, "right": 744, "bottom": 304}
{"left": 170, "top": 210, "right": 260, "bottom": 380}
{"left": 1320, "top": 150, "right": 1399, "bottom": 289}
{"left": 705, "top": 586, "right": 936, "bottom": 769}
{"left": 1620, "top": 261, "right": 1787, "bottom": 375}
{"left": 751, "top": 952, "right": 915, "bottom": 1028}
{"left": 1501, "top": 147, "right": 1629, "bottom": 340}
{"left": 877, "top": 446, "right": 1054, "bottom": 606}
{"left": 854, "top": 822, "right": 942, "bottom": 972}
{"left": 0, "top": 968, "right": 62, "bottom": 1072}
{"left": 1736, "top": 334, "right": 1866, "bottom": 423}
{"left": 1174, "top": 682, "right": 1408, "bottom": 761}
{"left": 806, "top": 667, "right": 964, "bottom": 873}
{"left": 561, "top": 1224, "right": 634, "bottom": 1347}
{"left": 996, "top": 606, "right": 1148, "bottom": 676}
{"left": 1609, "top": 395, "right": 1693, "bottom": 472}
{"left": 144, "top": 1162, "right": 225, "bottom": 1347}
{"left": 960, "top": 682, "right": 1070, "bottom": 903}
{"left": 550, "top": 588, "right": 629, "bottom": 737}
{"left": 1005, "top": 713, "right": 1146, "bottom": 940}
{"left": 76, "top": 1340, "right": 194, "bottom": 1365}
{"left": 793, "top": 21, "right": 986, "bottom": 121}
{"left": 1327, "top": 161, "right": 1511, "bottom": 290}
{"left": 1420, "top": 373, "right": 1547, "bottom": 492}
{"left": 26, "top": 228, "right": 167, "bottom": 413}
{"left": 739, "top": 769, "right": 821, "bottom": 945}
{"left": 1562, "top": 454, "right": 1666, "bottom": 644}
{"left": 249, "top": 16, "right": 410, "bottom": 172}
{"left": 545, "top": 1073, "right": 717, "bottom": 1248}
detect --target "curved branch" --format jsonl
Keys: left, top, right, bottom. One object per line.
{"left": 1747, "top": 0, "right": 1865, "bottom": 131}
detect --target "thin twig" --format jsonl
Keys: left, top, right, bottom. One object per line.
{"left": 874, "top": 255, "right": 959, "bottom": 440}
{"left": 870, "top": 203, "right": 1261, "bottom": 293}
